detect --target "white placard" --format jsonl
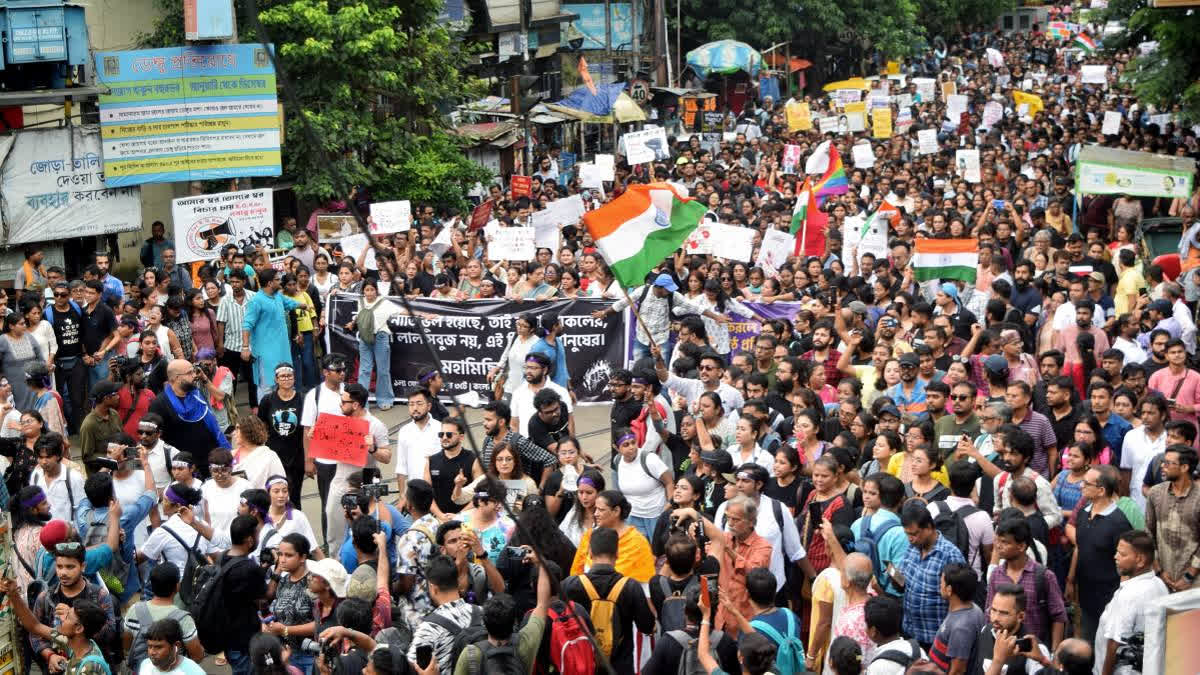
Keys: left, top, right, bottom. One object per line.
{"left": 173, "top": 188, "right": 274, "bottom": 263}
{"left": 621, "top": 127, "right": 670, "bottom": 164}
{"left": 1148, "top": 113, "right": 1172, "bottom": 129}
{"left": 1081, "top": 65, "right": 1107, "bottom": 84}
{"left": 868, "top": 92, "right": 889, "bottom": 110}
{"left": 852, "top": 142, "right": 876, "bottom": 169}
{"left": 946, "top": 94, "right": 968, "bottom": 122}
{"left": 756, "top": 228, "right": 795, "bottom": 271}
{"left": 369, "top": 200, "right": 411, "bottom": 234}
{"left": 955, "top": 149, "right": 981, "bottom": 183}
{"left": 836, "top": 89, "right": 862, "bottom": 104}
{"left": 486, "top": 227, "right": 536, "bottom": 261}
{"left": 579, "top": 163, "right": 606, "bottom": 189}
{"left": 683, "top": 224, "right": 714, "bottom": 255}
{"left": 529, "top": 194, "right": 586, "bottom": 230}
{"left": 917, "top": 129, "right": 939, "bottom": 155}
{"left": 894, "top": 93, "right": 913, "bottom": 110}
{"left": 706, "top": 223, "right": 755, "bottom": 262}
{"left": 846, "top": 112, "right": 866, "bottom": 133}
{"left": 1102, "top": 111, "right": 1122, "bottom": 135}
{"left": 842, "top": 213, "right": 890, "bottom": 269}
{"left": 818, "top": 117, "right": 839, "bottom": 135}
{"left": 982, "top": 101, "right": 1003, "bottom": 128}
{"left": 533, "top": 218, "right": 560, "bottom": 252}
{"left": 339, "top": 233, "right": 369, "bottom": 263}
{"left": 913, "top": 78, "right": 936, "bottom": 102}
{"left": 594, "top": 153, "right": 615, "bottom": 176}
{"left": 1, "top": 128, "right": 142, "bottom": 247}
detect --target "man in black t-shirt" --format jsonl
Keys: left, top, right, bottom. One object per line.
{"left": 423, "top": 417, "right": 483, "bottom": 519}
{"left": 47, "top": 282, "right": 86, "bottom": 432}
{"left": 220, "top": 515, "right": 269, "bottom": 673}
{"left": 79, "top": 280, "right": 118, "bottom": 391}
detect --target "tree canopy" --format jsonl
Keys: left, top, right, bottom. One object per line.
{"left": 1100, "top": 0, "right": 1200, "bottom": 121}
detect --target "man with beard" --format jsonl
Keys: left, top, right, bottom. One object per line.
{"left": 212, "top": 515, "right": 271, "bottom": 673}
{"left": 1145, "top": 444, "right": 1200, "bottom": 592}
{"left": 1094, "top": 532, "right": 1168, "bottom": 675}
{"left": 878, "top": 316, "right": 913, "bottom": 357}
{"left": 511, "top": 352, "right": 573, "bottom": 439}
{"left": 1111, "top": 313, "right": 1148, "bottom": 365}
{"left": 889, "top": 352, "right": 929, "bottom": 423}
{"left": 1010, "top": 261, "right": 1041, "bottom": 315}
{"left": 423, "top": 417, "right": 483, "bottom": 521}
{"left": 1045, "top": 377, "right": 1082, "bottom": 456}
{"left": 1139, "top": 302, "right": 1181, "bottom": 363}
{"left": 653, "top": 347, "right": 744, "bottom": 417}
{"left": 970, "top": 583, "right": 1054, "bottom": 675}
{"left": 802, "top": 320, "right": 842, "bottom": 388}
{"left": 479, "top": 399, "right": 555, "bottom": 482}
{"left": 1053, "top": 300, "right": 1109, "bottom": 370}
{"left": 527, "top": 389, "right": 572, "bottom": 456}
{"left": 148, "top": 360, "right": 231, "bottom": 479}
{"left": 936, "top": 382, "right": 983, "bottom": 457}
{"left": 0, "top": 571, "right": 112, "bottom": 675}
{"left": 763, "top": 359, "right": 799, "bottom": 417}
{"left": 608, "top": 369, "right": 641, "bottom": 447}
{"left": 1148, "top": 338, "right": 1200, "bottom": 431}
{"left": 1089, "top": 382, "right": 1132, "bottom": 461}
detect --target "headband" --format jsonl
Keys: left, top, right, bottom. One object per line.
{"left": 240, "top": 496, "right": 268, "bottom": 517}
{"left": 474, "top": 491, "right": 492, "bottom": 500}
{"left": 171, "top": 460, "right": 192, "bottom": 469}
{"left": 577, "top": 476, "right": 598, "bottom": 489}
{"left": 630, "top": 376, "right": 649, "bottom": 385}
{"left": 524, "top": 354, "right": 543, "bottom": 364}
{"left": 164, "top": 485, "right": 189, "bottom": 506}
{"left": 616, "top": 433, "right": 636, "bottom": 445}
{"left": 419, "top": 370, "right": 439, "bottom": 383}
{"left": 275, "top": 364, "right": 295, "bottom": 374}
{"left": 137, "top": 421, "right": 159, "bottom": 431}
{"left": 265, "top": 475, "right": 289, "bottom": 489}
{"left": 20, "top": 489, "right": 46, "bottom": 509}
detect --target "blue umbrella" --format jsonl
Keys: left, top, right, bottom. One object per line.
{"left": 686, "top": 40, "right": 763, "bottom": 78}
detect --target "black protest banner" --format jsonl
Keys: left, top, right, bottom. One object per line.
{"left": 326, "top": 296, "right": 626, "bottom": 403}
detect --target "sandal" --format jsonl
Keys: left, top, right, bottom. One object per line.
{"left": 215, "top": 654, "right": 227, "bottom": 666}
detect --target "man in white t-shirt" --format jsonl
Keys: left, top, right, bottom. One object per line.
{"left": 1120, "top": 395, "right": 1169, "bottom": 510}
{"left": 302, "top": 354, "right": 346, "bottom": 547}
{"left": 30, "top": 434, "right": 85, "bottom": 524}
{"left": 510, "top": 353, "right": 573, "bottom": 437}
{"left": 324, "top": 383, "right": 391, "bottom": 548}
{"left": 713, "top": 463, "right": 812, "bottom": 592}
{"left": 136, "top": 413, "right": 178, "bottom": 494}
{"left": 394, "top": 388, "right": 441, "bottom": 512}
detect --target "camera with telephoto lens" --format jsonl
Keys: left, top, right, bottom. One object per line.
{"left": 258, "top": 547, "right": 276, "bottom": 568}
{"left": 670, "top": 512, "right": 706, "bottom": 550}
{"left": 1114, "top": 632, "right": 1144, "bottom": 672}
{"left": 361, "top": 482, "right": 390, "bottom": 499}
{"left": 340, "top": 493, "right": 360, "bottom": 511}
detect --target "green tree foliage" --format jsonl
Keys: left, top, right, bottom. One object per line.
{"left": 1101, "top": 1, "right": 1200, "bottom": 122}
{"left": 140, "top": 0, "right": 490, "bottom": 207}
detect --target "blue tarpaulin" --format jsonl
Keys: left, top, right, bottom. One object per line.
{"left": 555, "top": 83, "right": 625, "bottom": 116}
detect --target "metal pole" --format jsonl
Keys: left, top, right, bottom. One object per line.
{"left": 631, "top": 0, "right": 640, "bottom": 78}
{"left": 675, "top": 0, "right": 681, "bottom": 86}
{"left": 653, "top": 0, "right": 665, "bottom": 84}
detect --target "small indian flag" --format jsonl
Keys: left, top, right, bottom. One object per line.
{"left": 582, "top": 183, "right": 706, "bottom": 288}
{"left": 1074, "top": 33, "right": 1097, "bottom": 53}
{"left": 913, "top": 238, "right": 979, "bottom": 283}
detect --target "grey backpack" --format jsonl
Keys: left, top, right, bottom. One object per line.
{"left": 667, "top": 629, "right": 725, "bottom": 675}
{"left": 125, "top": 602, "right": 189, "bottom": 670}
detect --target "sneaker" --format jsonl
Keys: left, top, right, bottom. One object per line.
{"left": 378, "top": 403, "right": 393, "bottom": 411}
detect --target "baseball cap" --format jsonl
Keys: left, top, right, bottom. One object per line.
{"left": 877, "top": 405, "right": 902, "bottom": 420}
{"left": 91, "top": 380, "right": 121, "bottom": 400}
{"left": 899, "top": 352, "right": 920, "bottom": 367}
{"left": 984, "top": 354, "right": 1010, "bottom": 375}
{"left": 653, "top": 273, "right": 679, "bottom": 293}
{"left": 1087, "top": 271, "right": 1105, "bottom": 283}
{"left": 848, "top": 301, "right": 869, "bottom": 316}
{"left": 1149, "top": 299, "right": 1172, "bottom": 315}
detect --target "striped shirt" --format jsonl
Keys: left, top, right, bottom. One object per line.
{"left": 216, "top": 290, "right": 256, "bottom": 351}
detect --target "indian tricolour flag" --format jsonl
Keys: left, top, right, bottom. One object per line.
{"left": 582, "top": 183, "right": 705, "bottom": 288}
{"left": 1074, "top": 33, "right": 1097, "bottom": 54}
{"left": 913, "top": 238, "right": 979, "bottom": 283}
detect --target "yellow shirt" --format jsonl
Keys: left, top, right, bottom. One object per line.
{"left": 570, "top": 525, "right": 656, "bottom": 583}
{"left": 1114, "top": 265, "right": 1145, "bottom": 317}
{"left": 886, "top": 452, "right": 949, "bottom": 486}
{"left": 286, "top": 291, "right": 316, "bottom": 332}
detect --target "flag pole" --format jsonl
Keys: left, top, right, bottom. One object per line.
{"left": 799, "top": 206, "right": 810, "bottom": 259}
{"left": 621, "top": 285, "right": 654, "bottom": 344}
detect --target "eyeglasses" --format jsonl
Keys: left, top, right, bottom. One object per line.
{"left": 55, "top": 542, "right": 83, "bottom": 555}
{"left": 137, "top": 429, "right": 158, "bottom": 436}
{"left": 326, "top": 366, "right": 345, "bottom": 373}
{"left": 951, "top": 394, "right": 971, "bottom": 401}
{"left": 437, "top": 432, "right": 457, "bottom": 438}
{"left": 1081, "top": 480, "right": 1101, "bottom": 488}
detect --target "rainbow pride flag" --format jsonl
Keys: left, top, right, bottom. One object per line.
{"left": 1046, "top": 21, "right": 1071, "bottom": 40}
{"left": 812, "top": 144, "right": 849, "bottom": 203}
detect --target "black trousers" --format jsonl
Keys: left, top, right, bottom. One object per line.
{"left": 219, "top": 351, "right": 258, "bottom": 407}
{"left": 55, "top": 356, "right": 87, "bottom": 434}
{"left": 316, "top": 462, "right": 337, "bottom": 550}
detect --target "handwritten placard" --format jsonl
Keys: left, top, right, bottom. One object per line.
{"left": 487, "top": 227, "right": 536, "bottom": 261}
{"left": 369, "top": 200, "right": 412, "bottom": 233}
{"left": 309, "top": 413, "right": 369, "bottom": 467}
{"left": 511, "top": 175, "right": 532, "bottom": 197}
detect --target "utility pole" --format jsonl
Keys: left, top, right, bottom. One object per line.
{"left": 653, "top": 0, "right": 665, "bottom": 84}
{"left": 631, "top": 0, "right": 640, "bottom": 78}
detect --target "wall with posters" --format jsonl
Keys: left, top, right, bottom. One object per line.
{"left": 327, "top": 296, "right": 625, "bottom": 403}
{"left": 0, "top": 127, "right": 142, "bottom": 246}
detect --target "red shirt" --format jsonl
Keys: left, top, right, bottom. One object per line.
{"left": 117, "top": 386, "right": 155, "bottom": 436}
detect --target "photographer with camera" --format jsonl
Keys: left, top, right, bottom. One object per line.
{"left": 262, "top": 533, "right": 316, "bottom": 672}
{"left": 1094, "top": 531, "right": 1168, "bottom": 675}
{"left": 436, "top": 520, "right": 505, "bottom": 605}
{"left": 337, "top": 488, "right": 396, "bottom": 571}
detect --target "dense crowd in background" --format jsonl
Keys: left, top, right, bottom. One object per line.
{"left": 2, "top": 9, "right": 1200, "bottom": 675}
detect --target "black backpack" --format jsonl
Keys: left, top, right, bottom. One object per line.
{"left": 464, "top": 640, "right": 525, "bottom": 675}
{"left": 872, "top": 638, "right": 923, "bottom": 668}
{"left": 126, "top": 602, "right": 189, "bottom": 670}
{"left": 159, "top": 527, "right": 242, "bottom": 655}
{"left": 931, "top": 500, "right": 979, "bottom": 564}
{"left": 656, "top": 575, "right": 700, "bottom": 637}
{"left": 425, "top": 605, "right": 489, "bottom": 672}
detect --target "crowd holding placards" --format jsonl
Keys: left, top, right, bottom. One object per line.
{"left": 3, "top": 11, "right": 1200, "bottom": 675}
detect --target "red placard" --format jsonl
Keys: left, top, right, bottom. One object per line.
{"left": 510, "top": 175, "right": 532, "bottom": 198}
{"left": 309, "top": 413, "right": 369, "bottom": 467}
{"left": 470, "top": 200, "right": 493, "bottom": 230}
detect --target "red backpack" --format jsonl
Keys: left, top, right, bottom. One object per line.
{"left": 529, "top": 600, "right": 596, "bottom": 675}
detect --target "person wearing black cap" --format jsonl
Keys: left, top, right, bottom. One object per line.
{"left": 79, "top": 380, "right": 122, "bottom": 468}
{"left": 887, "top": 352, "right": 930, "bottom": 423}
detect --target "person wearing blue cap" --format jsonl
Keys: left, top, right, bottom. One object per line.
{"left": 592, "top": 272, "right": 723, "bottom": 360}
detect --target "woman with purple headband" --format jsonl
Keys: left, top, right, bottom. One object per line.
{"left": 257, "top": 475, "right": 321, "bottom": 557}
{"left": 10, "top": 485, "right": 50, "bottom": 597}
{"left": 137, "top": 482, "right": 218, "bottom": 579}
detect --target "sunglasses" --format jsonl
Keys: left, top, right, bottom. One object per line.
{"left": 55, "top": 541, "right": 83, "bottom": 555}
{"left": 210, "top": 465, "right": 231, "bottom": 473}
{"left": 951, "top": 394, "right": 972, "bottom": 401}
{"left": 53, "top": 292, "right": 68, "bottom": 298}
{"left": 437, "top": 432, "right": 457, "bottom": 438}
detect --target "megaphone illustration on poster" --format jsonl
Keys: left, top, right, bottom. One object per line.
{"left": 199, "top": 219, "right": 234, "bottom": 250}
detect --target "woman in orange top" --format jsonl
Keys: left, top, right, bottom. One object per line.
{"left": 570, "top": 490, "right": 655, "bottom": 583}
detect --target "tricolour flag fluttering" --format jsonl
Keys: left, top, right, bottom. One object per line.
{"left": 791, "top": 178, "right": 828, "bottom": 257}
{"left": 913, "top": 238, "right": 979, "bottom": 283}
{"left": 582, "top": 183, "right": 705, "bottom": 288}
{"left": 1073, "top": 33, "right": 1097, "bottom": 54}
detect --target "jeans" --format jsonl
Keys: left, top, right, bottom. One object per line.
{"left": 633, "top": 337, "right": 673, "bottom": 363}
{"left": 219, "top": 350, "right": 258, "bottom": 408}
{"left": 226, "top": 649, "right": 252, "bottom": 675}
{"left": 87, "top": 349, "right": 114, "bottom": 390}
{"left": 292, "top": 332, "right": 318, "bottom": 391}
{"left": 55, "top": 356, "right": 86, "bottom": 433}
{"left": 627, "top": 514, "right": 658, "bottom": 542}
{"left": 357, "top": 331, "right": 394, "bottom": 407}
